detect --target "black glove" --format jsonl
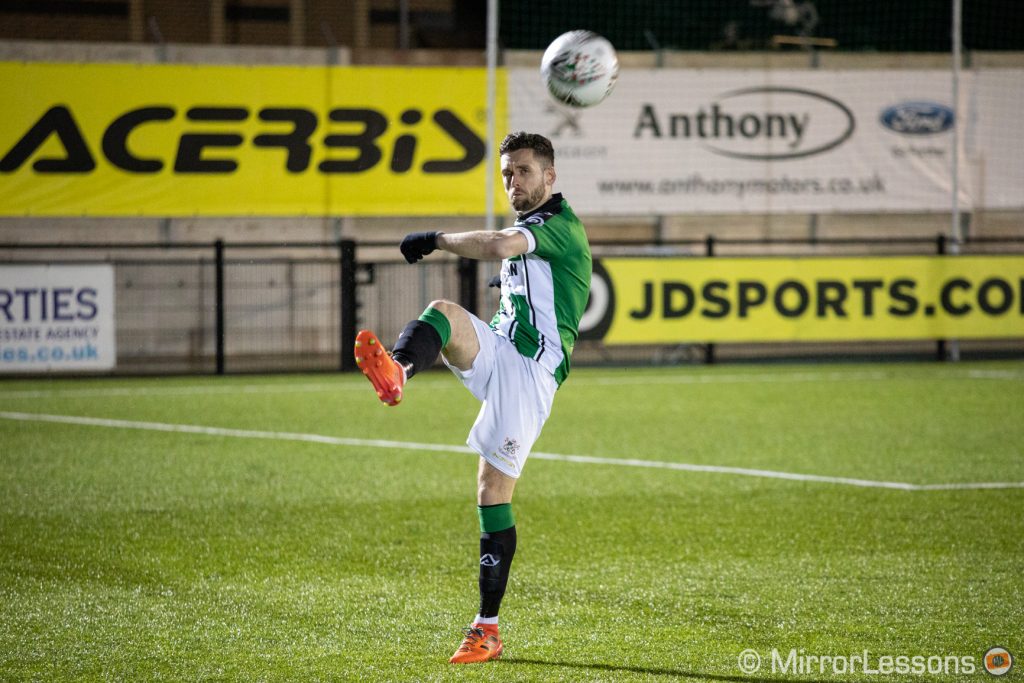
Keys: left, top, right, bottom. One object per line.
{"left": 487, "top": 274, "right": 502, "bottom": 288}
{"left": 400, "top": 231, "right": 441, "bottom": 264}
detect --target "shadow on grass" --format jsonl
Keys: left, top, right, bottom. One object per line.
{"left": 503, "top": 657, "right": 831, "bottom": 682}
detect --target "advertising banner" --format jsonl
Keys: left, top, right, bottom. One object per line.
{"left": 3, "top": 63, "right": 1020, "bottom": 217}
{"left": 0, "top": 265, "right": 117, "bottom": 372}
{"left": 0, "top": 63, "right": 506, "bottom": 216}
{"left": 511, "top": 68, "right": 1024, "bottom": 215}
{"left": 582, "top": 256, "right": 1024, "bottom": 343}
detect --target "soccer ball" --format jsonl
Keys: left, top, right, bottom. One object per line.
{"left": 540, "top": 30, "right": 619, "bottom": 108}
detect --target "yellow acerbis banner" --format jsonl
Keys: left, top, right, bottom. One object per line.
{"left": 0, "top": 63, "right": 507, "bottom": 216}
{"left": 598, "top": 256, "right": 1024, "bottom": 343}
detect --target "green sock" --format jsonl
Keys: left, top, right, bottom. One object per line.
{"left": 418, "top": 307, "right": 452, "bottom": 349}
{"left": 478, "top": 502, "right": 515, "bottom": 533}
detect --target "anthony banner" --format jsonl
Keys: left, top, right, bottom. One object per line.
{"left": 510, "top": 68, "right": 1024, "bottom": 215}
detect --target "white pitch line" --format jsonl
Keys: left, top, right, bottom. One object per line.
{"left": 0, "top": 383, "right": 365, "bottom": 400}
{"left": 966, "top": 369, "right": 1024, "bottom": 380}
{"left": 2, "top": 410, "right": 1021, "bottom": 492}
{"left": 0, "top": 410, "right": 474, "bottom": 455}
{"left": 528, "top": 451, "right": 919, "bottom": 490}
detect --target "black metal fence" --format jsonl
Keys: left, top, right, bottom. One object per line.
{"left": 1, "top": 235, "right": 1022, "bottom": 375}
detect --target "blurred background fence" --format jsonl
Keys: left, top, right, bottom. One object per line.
{"left": 1, "top": 1, "right": 1022, "bottom": 374}
{"left": 2, "top": 235, "right": 1021, "bottom": 374}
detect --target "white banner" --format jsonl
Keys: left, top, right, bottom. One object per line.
{"left": 510, "top": 68, "right": 1023, "bottom": 215}
{"left": 0, "top": 265, "right": 116, "bottom": 372}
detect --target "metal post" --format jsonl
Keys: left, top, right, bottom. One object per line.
{"left": 339, "top": 239, "right": 358, "bottom": 371}
{"left": 214, "top": 239, "right": 225, "bottom": 375}
{"left": 484, "top": 0, "right": 498, "bottom": 231}
{"left": 148, "top": 16, "right": 167, "bottom": 62}
{"left": 936, "top": 233, "right": 947, "bottom": 361}
{"left": 458, "top": 257, "right": 479, "bottom": 316}
{"left": 398, "top": 0, "right": 410, "bottom": 50}
{"left": 705, "top": 235, "right": 716, "bottom": 365}
{"left": 947, "top": 0, "right": 963, "bottom": 363}
{"left": 951, "top": 0, "right": 963, "bottom": 247}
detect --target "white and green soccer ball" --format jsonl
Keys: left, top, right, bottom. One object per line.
{"left": 540, "top": 30, "right": 619, "bottom": 108}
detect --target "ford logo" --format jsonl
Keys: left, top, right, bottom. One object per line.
{"left": 880, "top": 102, "right": 954, "bottom": 135}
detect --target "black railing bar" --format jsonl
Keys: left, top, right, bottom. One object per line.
{"left": 717, "top": 237, "right": 941, "bottom": 245}
{"left": 1, "top": 258, "right": 216, "bottom": 266}
{"left": 0, "top": 258, "right": 338, "bottom": 266}
{"left": 960, "top": 236, "right": 1024, "bottom": 243}
{"left": 585, "top": 236, "right": 1024, "bottom": 247}
{"left": 1, "top": 236, "right": 1022, "bottom": 251}
{"left": 0, "top": 240, "right": 352, "bottom": 250}
{"left": 0, "top": 242, "right": 216, "bottom": 250}
{"left": 222, "top": 241, "right": 353, "bottom": 249}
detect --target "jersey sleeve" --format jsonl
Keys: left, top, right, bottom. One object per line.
{"left": 523, "top": 215, "right": 576, "bottom": 262}
{"left": 507, "top": 226, "right": 537, "bottom": 254}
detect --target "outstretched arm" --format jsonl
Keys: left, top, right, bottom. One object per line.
{"left": 437, "top": 229, "right": 529, "bottom": 260}
{"left": 400, "top": 229, "right": 529, "bottom": 263}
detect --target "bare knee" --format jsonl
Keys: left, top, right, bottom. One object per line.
{"left": 427, "top": 299, "right": 460, "bottom": 318}
{"left": 427, "top": 299, "right": 479, "bottom": 369}
{"left": 477, "top": 459, "right": 516, "bottom": 505}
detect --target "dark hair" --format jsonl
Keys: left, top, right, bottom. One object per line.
{"left": 499, "top": 131, "right": 555, "bottom": 167}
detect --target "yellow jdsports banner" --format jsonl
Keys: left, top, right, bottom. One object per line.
{"left": 0, "top": 62, "right": 506, "bottom": 216}
{"left": 585, "top": 256, "right": 1024, "bottom": 343}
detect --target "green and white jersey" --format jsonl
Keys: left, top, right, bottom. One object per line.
{"left": 491, "top": 193, "right": 592, "bottom": 386}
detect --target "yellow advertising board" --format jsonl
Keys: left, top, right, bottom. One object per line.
{"left": 586, "top": 256, "right": 1024, "bottom": 343}
{"left": 0, "top": 62, "right": 507, "bottom": 216}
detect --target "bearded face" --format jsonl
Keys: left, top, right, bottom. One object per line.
{"left": 500, "top": 148, "right": 555, "bottom": 216}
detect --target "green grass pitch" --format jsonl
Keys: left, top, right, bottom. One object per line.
{"left": 1, "top": 361, "right": 1022, "bottom": 682}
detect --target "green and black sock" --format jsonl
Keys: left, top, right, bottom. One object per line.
{"left": 391, "top": 307, "right": 451, "bottom": 379}
{"left": 477, "top": 503, "right": 517, "bottom": 620}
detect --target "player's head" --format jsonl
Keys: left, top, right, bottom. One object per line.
{"left": 500, "top": 131, "right": 555, "bottom": 168}
{"left": 499, "top": 131, "right": 556, "bottom": 215}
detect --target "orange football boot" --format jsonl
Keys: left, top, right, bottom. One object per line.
{"left": 449, "top": 624, "right": 503, "bottom": 664}
{"left": 353, "top": 329, "right": 405, "bottom": 406}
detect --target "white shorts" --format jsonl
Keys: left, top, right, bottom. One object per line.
{"left": 442, "top": 313, "right": 558, "bottom": 479}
